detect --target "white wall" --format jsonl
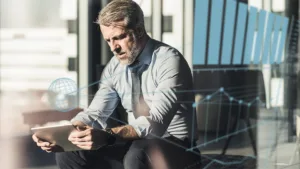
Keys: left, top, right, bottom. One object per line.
{"left": 162, "top": 0, "right": 184, "bottom": 54}
{"left": 0, "top": 28, "right": 77, "bottom": 91}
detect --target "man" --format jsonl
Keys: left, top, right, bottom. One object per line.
{"left": 32, "top": 0, "right": 201, "bottom": 168}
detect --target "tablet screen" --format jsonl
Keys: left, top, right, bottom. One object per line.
{"left": 31, "top": 123, "right": 82, "bottom": 151}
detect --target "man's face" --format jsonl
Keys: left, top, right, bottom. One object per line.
{"left": 100, "top": 24, "right": 140, "bottom": 65}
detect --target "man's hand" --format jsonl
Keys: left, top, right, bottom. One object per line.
{"left": 68, "top": 128, "right": 108, "bottom": 150}
{"left": 32, "top": 134, "right": 63, "bottom": 153}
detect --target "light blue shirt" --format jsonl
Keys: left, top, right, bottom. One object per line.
{"left": 72, "top": 38, "right": 197, "bottom": 140}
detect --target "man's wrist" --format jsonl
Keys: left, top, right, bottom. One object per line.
{"left": 109, "top": 125, "right": 140, "bottom": 140}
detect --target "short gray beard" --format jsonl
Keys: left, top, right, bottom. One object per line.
{"left": 123, "top": 34, "right": 141, "bottom": 65}
{"left": 127, "top": 46, "right": 139, "bottom": 64}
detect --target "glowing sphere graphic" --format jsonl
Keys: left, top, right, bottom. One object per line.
{"left": 48, "top": 78, "right": 78, "bottom": 112}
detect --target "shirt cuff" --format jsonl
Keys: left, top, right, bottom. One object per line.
{"left": 130, "top": 116, "right": 152, "bottom": 138}
{"left": 71, "top": 111, "right": 107, "bottom": 129}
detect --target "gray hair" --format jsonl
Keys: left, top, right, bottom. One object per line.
{"left": 97, "top": 0, "right": 145, "bottom": 31}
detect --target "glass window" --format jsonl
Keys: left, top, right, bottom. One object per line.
{"left": 271, "top": 0, "right": 285, "bottom": 14}
{"left": 162, "top": 0, "right": 183, "bottom": 53}
{"left": 0, "top": 0, "right": 78, "bottom": 136}
{"left": 0, "top": 1, "right": 79, "bottom": 168}
{"left": 249, "top": 0, "right": 263, "bottom": 9}
{"left": 133, "top": 0, "right": 152, "bottom": 37}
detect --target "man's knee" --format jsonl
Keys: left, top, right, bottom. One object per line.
{"left": 55, "top": 152, "right": 75, "bottom": 167}
{"left": 55, "top": 151, "right": 86, "bottom": 169}
{"left": 123, "top": 148, "right": 150, "bottom": 169}
{"left": 123, "top": 141, "right": 151, "bottom": 169}
{"left": 55, "top": 152, "right": 68, "bottom": 168}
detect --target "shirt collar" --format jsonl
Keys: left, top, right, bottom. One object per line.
{"left": 134, "top": 38, "right": 155, "bottom": 66}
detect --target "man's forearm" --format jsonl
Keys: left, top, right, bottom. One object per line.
{"left": 111, "top": 125, "right": 140, "bottom": 140}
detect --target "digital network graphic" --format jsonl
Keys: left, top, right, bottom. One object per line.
{"left": 47, "top": 0, "right": 300, "bottom": 168}
{"left": 191, "top": 0, "right": 299, "bottom": 168}
{"left": 47, "top": 78, "right": 78, "bottom": 112}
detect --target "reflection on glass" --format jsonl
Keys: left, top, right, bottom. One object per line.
{"left": 0, "top": 0, "right": 78, "bottom": 168}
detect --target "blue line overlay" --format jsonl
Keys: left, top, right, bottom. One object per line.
{"left": 270, "top": 15, "right": 282, "bottom": 64}
{"left": 262, "top": 13, "right": 275, "bottom": 64}
{"left": 208, "top": 0, "right": 224, "bottom": 65}
{"left": 243, "top": 7, "right": 258, "bottom": 64}
{"left": 233, "top": 3, "right": 247, "bottom": 64}
{"left": 253, "top": 10, "right": 267, "bottom": 64}
{"left": 193, "top": 0, "right": 209, "bottom": 64}
{"left": 221, "top": 0, "right": 237, "bottom": 65}
{"left": 193, "top": 1, "right": 290, "bottom": 66}
{"left": 276, "top": 17, "right": 289, "bottom": 63}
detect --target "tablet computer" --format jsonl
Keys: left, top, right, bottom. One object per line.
{"left": 31, "top": 122, "right": 82, "bottom": 152}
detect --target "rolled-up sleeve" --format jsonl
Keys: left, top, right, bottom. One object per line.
{"left": 71, "top": 63, "right": 119, "bottom": 129}
{"left": 130, "top": 51, "right": 190, "bottom": 138}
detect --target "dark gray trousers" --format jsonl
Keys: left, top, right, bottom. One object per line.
{"left": 56, "top": 137, "right": 201, "bottom": 169}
